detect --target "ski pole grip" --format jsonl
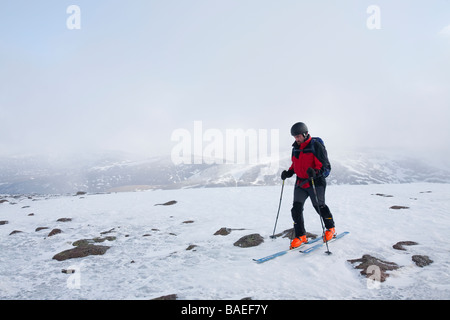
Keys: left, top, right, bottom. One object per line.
{"left": 307, "top": 167, "right": 316, "bottom": 178}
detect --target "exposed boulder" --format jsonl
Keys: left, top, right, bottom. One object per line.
{"left": 348, "top": 254, "right": 400, "bottom": 282}
{"left": 72, "top": 236, "right": 116, "bottom": 247}
{"left": 214, "top": 227, "right": 232, "bottom": 236}
{"left": 393, "top": 241, "right": 418, "bottom": 251}
{"left": 186, "top": 244, "right": 198, "bottom": 251}
{"left": 48, "top": 228, "right": 62, "bottom": 237}
{"left": 390, "top": 205, "right": 410, "bottom": 210}
{"left": 154, "top": 200, "right": 177, "bottom": 206}
{"left": 61, "top": 268, "right": 76, "bottom": 274}
{"left": 100, "top": 228, "right": 115, "bottom": 235}
{"left": 52, "top": 245, "right": 110, "bottom": 261}
{"left": 151, "top": 293, "right": 177, "bottom": 300}
{"left": 372, "top": 193, "right": 393, "bottom": 197}
{"left": 272, "top": 228, "right": 318, "bottom": 241}
{"left": 234, "top": 233, "right": 264, "bottom": 248}
{"left": 52, "top": 234, "right": 116, "bottom": 261}
{"left": 214, "top": 227, "right": 246, "bottom": 236}
{"left": 412, "top": 255, "right": 433, "bottom": 268}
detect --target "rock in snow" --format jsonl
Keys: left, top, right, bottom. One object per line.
{"left": 214, "top": 227, "right": 246, "bottom": 236}
{"left": 52, "top": 245, "right": 111, "bottom": 261}
{"left": 347, "top": 255, "right": 400, "bottom": 282}
{"left": 154, "top": 200, "right": 177, "bottom": 206}
{"left": 233, "top": 234, "right": 264, "bottom": 248}
{"left": 47, "top": 228, "right": 62, "bottom": 237}
{"left": 393, "top": 241, "right": 418, "bottom": 251}
{"left": 412, "top": 255, "right": 433, "bottom": 268}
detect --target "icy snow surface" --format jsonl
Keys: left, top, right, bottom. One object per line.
{"left": 1, "top": 183, "right": 449, "bottom": 300}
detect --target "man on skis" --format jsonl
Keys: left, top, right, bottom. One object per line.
{"left": 281, "top": 122, "right": 336, "bottom": 249}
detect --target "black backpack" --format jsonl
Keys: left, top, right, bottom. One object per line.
{"left": 311, "top": 137, "right": 330, "bottom": 177}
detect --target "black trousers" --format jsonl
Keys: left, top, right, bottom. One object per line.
{"left": 291, "top": 184, "right": 335, "bottom": 238}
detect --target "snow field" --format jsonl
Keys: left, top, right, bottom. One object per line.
{"left": 1, "top": 183, "right": 449, "bottom": 299}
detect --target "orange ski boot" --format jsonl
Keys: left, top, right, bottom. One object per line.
{"left": 290, "top": 235, "right": 307, "bottom": 249}
{"left": 323, "top": 228, "right": 336, "bottom": 242}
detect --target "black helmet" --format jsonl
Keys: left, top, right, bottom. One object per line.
{"left": 290, "top": 122, "right": 308, "bottom": 137}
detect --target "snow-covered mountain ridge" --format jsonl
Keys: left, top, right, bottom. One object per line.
{"left": 0, "top": 149, "right": 449, "bottom": 195}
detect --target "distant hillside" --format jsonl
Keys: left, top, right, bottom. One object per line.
{"left": 0, "top": 150, "right": 449, "bottom": 195}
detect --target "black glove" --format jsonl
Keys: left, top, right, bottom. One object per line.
{"left": 307, "top": 167, "right": 316, "bottom": 178}
{"left": 281, "top": 169, "right": 294, "bottom": 180}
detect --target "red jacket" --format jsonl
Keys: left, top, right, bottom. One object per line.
{"left": 289, "top": 136, "right": 330, "bottom": 188}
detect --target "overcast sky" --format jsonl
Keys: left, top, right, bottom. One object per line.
{"left": 1, "top": 0, "right": 449, "bottom": 161}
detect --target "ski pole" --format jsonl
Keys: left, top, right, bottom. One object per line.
{"left": 270, "top": 179, "right": 285, "bottom": 239}
{"left": 307, "top": 168, "right": 332, "bottom": 255}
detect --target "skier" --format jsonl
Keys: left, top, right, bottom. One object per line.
{"left": 281, "top": 122, "right": 336, "bottom": 249}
